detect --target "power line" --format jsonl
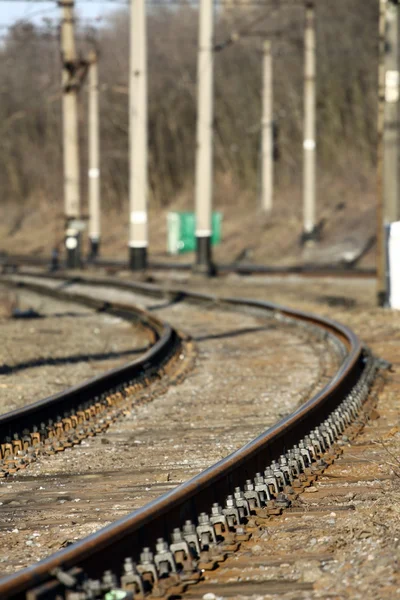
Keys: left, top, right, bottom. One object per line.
{"left": 0, "top": 16, "right": 104, "bottom": 27}
{"left": 3, "top": 4, "right": 58, "bottom": 18}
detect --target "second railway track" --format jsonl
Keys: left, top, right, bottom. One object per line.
{"left": 0, "top": 272, "right": 382, "bottom": 600}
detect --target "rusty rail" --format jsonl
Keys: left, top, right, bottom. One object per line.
{"left": 0, "top": 280, "right": 183, "bottom": 478}
{"left": 0, "top": 274, "right": 378, "bottom": 600}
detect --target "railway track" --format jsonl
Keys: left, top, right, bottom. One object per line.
{"left": 0, "top": 274, "right": 328, "bottom": 578}
{"left": 0, "top": 272, "right": 382, "bottom": 600}
{"left": 0, "top": 251, "right": 375, "bottom": 278}
{"left": 0, "top": 279, "right": 190, "bottom": 481}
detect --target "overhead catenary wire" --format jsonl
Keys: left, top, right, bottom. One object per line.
{"left": 0, "top": 0, "right": 355, "bottom": 5}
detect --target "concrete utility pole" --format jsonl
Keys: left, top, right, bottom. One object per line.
{"left": 377, "top": 0, "right": 388, "bottom": 306}
{"left": 129, "top": 0, "right": 148, "bottom": 271}
{"left": 302, "top": 1, "right": 317, "bottom": 243}
{"left": 384, "top": 0, "right": 399, "bottom": 223}
{"left": 87, "top": 50, "right": 101, "bottom": 260}
{"left": 60, "top": 0, "right": 82, "bottom": 268}
{"left": 261, "top": 40, "right": 273, "bottom": 213}
{"left": 194, "top": 0, "right": 216, "bottom": 275}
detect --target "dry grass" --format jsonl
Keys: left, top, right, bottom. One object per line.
{"left": 0, "top": 165, "right": 376, "bottom": 268}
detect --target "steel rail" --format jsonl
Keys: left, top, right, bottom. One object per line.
{"left": 0, "top": 273, "right": 375, "bottom": 600}
{"left": 0, "top": 251, "right": 376, "bottom": 278}
{"left": 6, "top": 270, "right": 362, "bottom": 348}
{"left": 93, "top": 258, "right": 376, "bottom": 278}
{"left": 0, "top": 279, "right": 183, "bottom": 477}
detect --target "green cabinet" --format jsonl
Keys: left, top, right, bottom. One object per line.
{"left": 167, "top": 212, "right": 222, "bottom": 254}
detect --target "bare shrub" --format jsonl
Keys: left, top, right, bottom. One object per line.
{"left": 0, "top": 0, "right": 379, "bottom": 223}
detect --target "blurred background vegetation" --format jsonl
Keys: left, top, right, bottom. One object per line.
{"left": 0, "top": 0, "right": 379, "bottom": 261}
{"left": 0, "top": 0, "right": 378, "bottom": 204}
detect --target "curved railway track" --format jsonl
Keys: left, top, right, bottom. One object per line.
{"left": 0, "top": 281, "right": 189, "bottom": 480}
{"left": 0, "top": 272, "right": 381, "bottom": 600}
